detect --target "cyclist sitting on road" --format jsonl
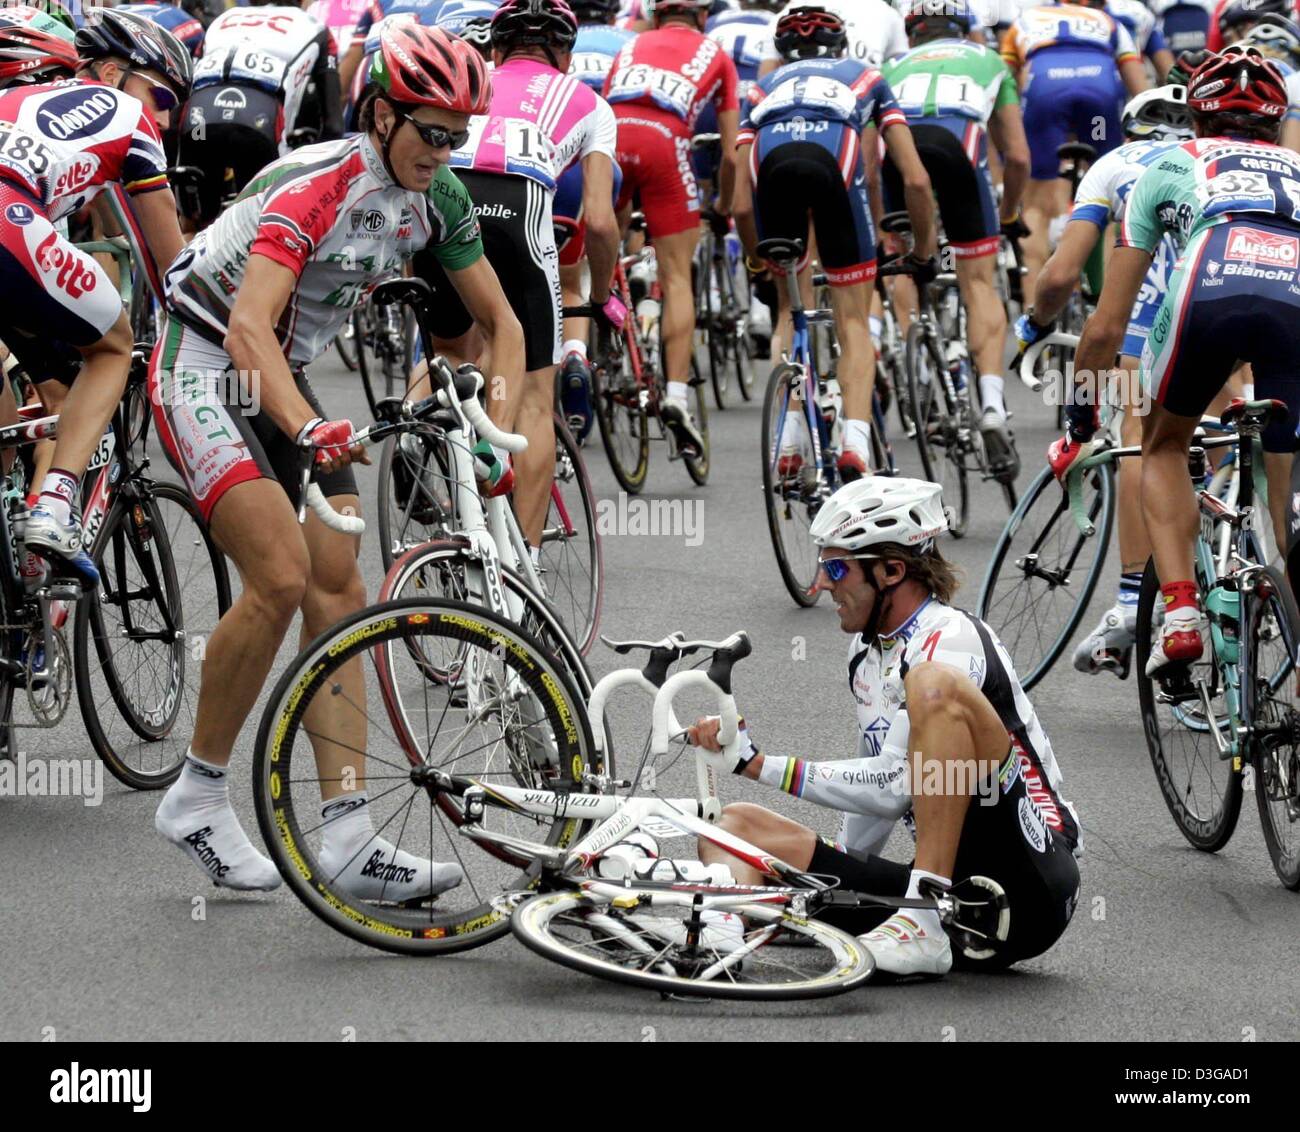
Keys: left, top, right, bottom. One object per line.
{"left": 733, "top": 5, "right": 937, "bottom": 480}
{"left": 1059, "top": 47, "right": 1300, "bottom": 676}
{"left": 603, "top": 0, "right": 740, "bottom": 460}
{"left": 1001, "top": 1, "right": 1149, "bottom": 299}
{"left": 689, "top": 476, "right": 1083, "bottom": 978}
{"left": 0, "top": 10, "right": 190, "bottom": 582}
{"left": 431, "top": 0, "right": 620, "bottom": 552}
{"left": 175, "top": 0, "right": 345, "bottom": 229}
{"left": 150, "top": 24, "right": 522, "bottom": 894}
{"left": 1019, "top": 83, "right": 1196, "bottom": 678}
{"left": 883, "top": 0, "right": 1032, "bottom": 484}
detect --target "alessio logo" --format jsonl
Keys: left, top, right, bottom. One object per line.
{"left": 1226, "top": 226, "right": 1299, "bottom": 266}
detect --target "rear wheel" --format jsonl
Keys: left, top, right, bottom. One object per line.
{"left": 540, "top": 416, "right": 602, "bottom": 655}
{"left": 906, "top": 322, "right": 968, "bottom": 536}
{"left": 591, "top": 334, "right": 650, "bottom": 494}
{"left": 683, "top": 355, "right": 710, "bottom": 485}
{"left": 761, "top": 362, "right": 821, "bottom": 607}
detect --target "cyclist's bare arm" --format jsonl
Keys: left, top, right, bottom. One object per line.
{"left": 988, "top": 102, "right": 1030, "bottom": 221}
{"left": 1151, "top": 47, "right": 1174, "bottom": 82}
{"left": 580, "top": 151, "right": 619, "bottom": 301}
{"left": 127, "top": 187, "right": 186, "bottom": 297}
{"left": 442, "top": 257, "right": 526, "bottom": 429}
{"left": 1120, "top": 56, "right": 1150, "bottom": 98}
{"left": 1073, "top": 245, "right": 1150, "bottom": 395}
{"left": 225, "top": 255, "right": 333, "bottom": 442}
{"left": 1284, "top": 117, "right": 1300, "bottom": 155}
{"left": 861, "top": 123, "right": 884, "bottom": 233}
{"left": 731, "top": 141, "right": 758, "bottom": 256}
{"left": 1033, "top": 220, "right": 1101, "bottom": 323}
{"left": 881, "top": 121, "right": 937, "bottom": 259}
{"left": 715, "top": 107, "right": 740, "bottom": 218}
{"left": 338, "top": 42, "right": 365, "bottom": 94}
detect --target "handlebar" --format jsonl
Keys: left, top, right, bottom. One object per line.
{"left": 1017, "top": 331, "right": 1079, "bottom": 393}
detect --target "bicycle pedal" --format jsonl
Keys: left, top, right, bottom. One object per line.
{"left": 1154, "top": 669, "right": 1198, "bottom": 704}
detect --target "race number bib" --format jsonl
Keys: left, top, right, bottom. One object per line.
{"left": 194, "top": 46, "right": 289, "bottom": 95}
{"left": 753, "top": 76, "right": 856, "bottom": 125}
{"left": 0, "top": 124, "right": 55, "bottom": 184}
{"left": 569, "top": 52, "right": 613, "bottom": 83}
{"left": 891, "top": 72, "right": 985, "bottom": 121}
{"left": 607, "top": 64, "right": 695, "bottom": 118}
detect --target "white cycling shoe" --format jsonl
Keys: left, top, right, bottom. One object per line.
{"left": 321, "top": 836, "right": 463, "bottom": 903}
{"left": 1072, "top": 603, "right": 1137, "bottom": 678}
{"left": 1144, "top": 610, "right": 1208, "bottom": 678}
{"left": 860, "top": 913, "right": 953, "bottom": 978}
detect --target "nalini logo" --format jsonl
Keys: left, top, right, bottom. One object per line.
{"left": 1207, "top": 260, "right": 1220, "bottom": 276}
{"left": 49, "top": 1063, "right": 151, "bottom": 1112}
{"left": 4, "top": 202, "right": 32, "bottom": 226}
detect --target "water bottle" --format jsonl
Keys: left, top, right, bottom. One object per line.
{"left": 1205, "top": 584, "right": 1240, "bottom": 665}
{"left": 5, "top": 484, "right": 45, "bottom": 593}
{"left": 595, "top": 831, "right": 660, "bottom": 879}
{"left": 631, "top": 857, "right": 737, "bottom": 886}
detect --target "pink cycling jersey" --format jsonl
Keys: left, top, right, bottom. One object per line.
{"left": 450, "top": 56, "right": 617, "bottom": 195}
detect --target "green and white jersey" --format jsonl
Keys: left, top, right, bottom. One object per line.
{"left": 880, "top": 38, "right": 1019, "bottom": 128}
{"left": 1119, "top": 136, "right": 1300, "bottom": 257}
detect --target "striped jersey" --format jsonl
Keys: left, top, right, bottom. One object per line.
{"left": 163, "top": 134, "right": 482, "bottom": 364}
{"left": 0, "top": 80, "right": 170, "bottom": 220}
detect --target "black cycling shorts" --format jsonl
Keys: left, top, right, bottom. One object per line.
{"left": 413, "top": 171, "right": 561, "bottom": 372}
{"left": 754, "top": 141, "right": 876, "bottom": 286}
{"left": 175, "top": 85, "right": 281, "bottom": 226}
{"left": 883, "top": 123, "right": 1000, "bottom": 259}
{"left": 809, "top": 746, "right": 1080, "bottom": 967}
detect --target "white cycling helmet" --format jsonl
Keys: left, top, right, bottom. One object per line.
{"left": 809, "top": 476, "right": 949, "bottom": 553}
{"left": 1122, "top": 84, "right": 1193, "bottom": 141}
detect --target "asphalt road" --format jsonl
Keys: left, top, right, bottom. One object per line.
{"left": 2, "top": 342, "right": 1297, "bottom": 1043}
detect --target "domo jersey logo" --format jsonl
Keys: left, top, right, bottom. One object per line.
{"left": 36, "top": 88, "right": 118, "bottom": 141}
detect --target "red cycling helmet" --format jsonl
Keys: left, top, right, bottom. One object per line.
{"left": 370, "top": 21, "right": 492, "bottom": 115}
{"left": 1187, "top": 45, "right": 1288, "bottom": 119}
{"left": 0, "top": 24, "right": 78, "bottom": 87}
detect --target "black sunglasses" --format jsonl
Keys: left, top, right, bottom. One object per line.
{"left": 398, "top": 110, "right": 469, "bottom": 150}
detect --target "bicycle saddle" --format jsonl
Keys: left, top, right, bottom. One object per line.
{"left": 880, "top": 211, "right": 912, "bottom": 235}
{"left": 1056, "top": 142, "right": 1097, "bottom": 167}
{"left": 755, "top": 237, "right": 805, "bottom": 265}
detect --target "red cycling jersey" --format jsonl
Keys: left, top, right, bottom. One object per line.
{"left": 603, "top": 24, "right": 739, "bottom": 136}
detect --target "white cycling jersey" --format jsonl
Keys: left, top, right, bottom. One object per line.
{"left": 755, "top": 597, "right": 1082, "bottom": 860}
{"left": 196, "top": 5, "right": 336, "bottom": 147}
{"left": 762, "top": 0, "right": 908, "bottom": 68}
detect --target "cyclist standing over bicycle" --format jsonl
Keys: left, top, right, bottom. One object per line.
{"left": 428, "top": 0, "right": 620, "bottom": 551}
{"left": 733, "top": 6, "right": 937, "bottom": 479}
{"left": 1019, "top": 83, "right": 1194, "bottom": 678}
{"left": 174, "top": 0, "right": 344, "bottom": 229}
{"left": 0, "top": 10, "right": 190, "bottom": 582}
{"left": 690, "top": 476, "right": 1082, "bottom": 978}
{"left": 1002, "top": 1, "right": 1149, "bottom": 298}
{"left": 1060, "top": 47, "right": 1300, "bottom": 675}
{"left": 883, "top": 0, "right": 1031, "bottom": 483}
{"left": 603, "top": 0, "right": 739, "bottom": 459}
{"left": 150, "top": 24, "right": 518, "bottom": 893}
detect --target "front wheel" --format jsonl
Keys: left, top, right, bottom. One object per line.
{"left": 512, "top": 887, "right": 875, "bottom": 1000}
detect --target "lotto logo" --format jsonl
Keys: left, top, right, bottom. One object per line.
{"left": 33, "top": 232, "right": 96, "bottom": 298}
{"left": 1225, "top": 226, "right": 1299, "bottom": 266}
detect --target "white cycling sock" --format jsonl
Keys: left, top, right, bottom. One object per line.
{"left": 36, "top": 469, "right": 79, "bottom": 526}
{"left": 841, "top": 417, "right": 871, "bottom": 456}
{"left": 906, "top": 868, "right": 949, "bottom": 937}
{"left": 868, "top": 314, "right": 883, "bottom": 352}
{"left": 530, "top": 544, "right": 541, "bottom": 567}
{"left": 318, "top": 793, "right": 462, "bottom": 901}
{"left": 155, "top": 751, "right": 281, "bottom": 891}
{"left": 979, "top": 374, "right": 1007, "bottom": 420}
{"left": 562, "top": 338, "right": 587, "bottom": 361}
{"left": 667, "top": 381, "right": 689, "bottom": 404}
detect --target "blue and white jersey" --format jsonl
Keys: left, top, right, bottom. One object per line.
{"left": 1108, "top": 0, "right": 1168, "bottom": 59}
{"left": 706, "top": 7, "right": 776, "bottom": 90}
{"left": 569, "top": 24, "right": 635, "bottom": 93}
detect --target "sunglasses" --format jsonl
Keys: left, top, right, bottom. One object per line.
{"left": 134, "top": 72, "right": 179, "bottom": 114}
{"left": 818, "top": 555, "right": 880, "bottom": 583}
{"left": 400, "top": 112, "right": 470, "bottom": 150}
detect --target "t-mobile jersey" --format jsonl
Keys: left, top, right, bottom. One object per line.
{"left": 754, "top": 597, "right": 1082, "bottom": 860}
{"left": 451, "top": 56, "right": 617, "bottom": 195}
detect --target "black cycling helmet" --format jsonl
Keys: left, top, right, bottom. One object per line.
{"left": 571, "top": 0, "right": 620, "bottom": 20}
{"left": 491, "top": 0, "right": 579, "bottom": 56}
{"left": 774, "top": 6, "right": 848, "bottom": 60}
{"left": 1219, "top": 0, "right": 1290, "bottom": 34}
{"left": 77, "top": 9, "right": 194, "bottom": 101}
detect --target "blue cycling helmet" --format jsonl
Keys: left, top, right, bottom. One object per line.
{"left": 903, "top": 0, "right": 975, "bottom": 40}
{"left": 436, "top": 0, "right": 499, "bottom": 50}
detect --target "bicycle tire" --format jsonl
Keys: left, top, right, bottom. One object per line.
{"left": 760, "top": 362, "right": 820, "bottom": 607}
{"left": 683, "top": 354, "right": 710, "bottom": 485}
{"left": 977, "top": 462, "right": 1113, "bottom": 691}
{"left": 354, "top": 307, "right": 382, "bottom": 420}
{"left": 541, "top": 415, "right": 603, "bottom": 655}
{"left": 254, "top": 597, "right": 600, "bottom": 956}
{"left": 75, "top": 482, "right": 232, "bottom": 790}
{"left": 376, "top": 429, "right": 456, "bottom": 571}
{"left": 1243, "top": 565, "right": 1300, "bottom": 888}
{"left": 0, "top": 541, "right": 18, "bottom": 756}
{"left": 591, "top": 331, "right": 651, "bottom": 494}
{"left": 512, "top": 887, "right": 875, "bottom": 1000}
{"left": 905, "top": 321, "right": 969, "bottom": 537}
{"left": 1135, "top": 556, "right": 1243, "bottom": 852}
{"left": 334, "top": 323, "right": 359, "bottom": 372}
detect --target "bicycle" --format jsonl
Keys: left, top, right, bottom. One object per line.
{"left": 572, "top": 228, "right": 710, "bottom": 493}
{"left": 252, "top": 619, "right": 1011, "bottom": 993}
{"left": 1135, "top": 399, "right": 1300, "bottom": 889}
{"left": 880, "top": 213, "right": 1018, "bottom": 534}
{"left": 758, "top": 236, "right": 896, "bottom": 608}
{"left": 978, "top": 334, "right": 1251, "bottom": 691}
{"left": 367, "top": 280, "right": 603, "bottom": 654}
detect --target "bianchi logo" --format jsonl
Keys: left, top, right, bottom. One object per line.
{"left": 1018, "top": 797, "right": 1047, "bottom": 854}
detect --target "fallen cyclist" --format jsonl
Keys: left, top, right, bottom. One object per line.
{"left": 688, "top": 476, "right": 1083, "bottom": 978}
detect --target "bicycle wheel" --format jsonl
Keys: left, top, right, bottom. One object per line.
{"left": 334, "top": 321, "right": 359, "bottom": 372}
{"left": 906, "top": 322, "right": 969, "bottom": 536}
{"left": 353, "top": 307, "right": 382, "bottom": 420}
{"left": 540, "top": 416, "right": 602, "bottom": 655}
{"left": 376, "top": 428, "right": 456, "bottom": 570}
{"left": 761, "top": 362, "right": 821, "bottom": 607}
{"left": 1243, "top": 566, "right": 1300, "bottom": 887}
{"left": 1135, "top": 557, "right": 1243, "bottom": 852}
{"left": 683, "top": 355, "right": 710, "bottom": 485}
{"left": 591, "top": 333, "right": 651, "bottom": 494}
{"left": 75, "top": 482, "right": 232, "bottom": 790}
{"left": 512, "top": 887, "right": 874, "bottom": 1000}
{"left": 254, "top": 597, "right": 600, "bottom": 955}
{"left": 722, "top": 248, "right": 756, "bottom": 402}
